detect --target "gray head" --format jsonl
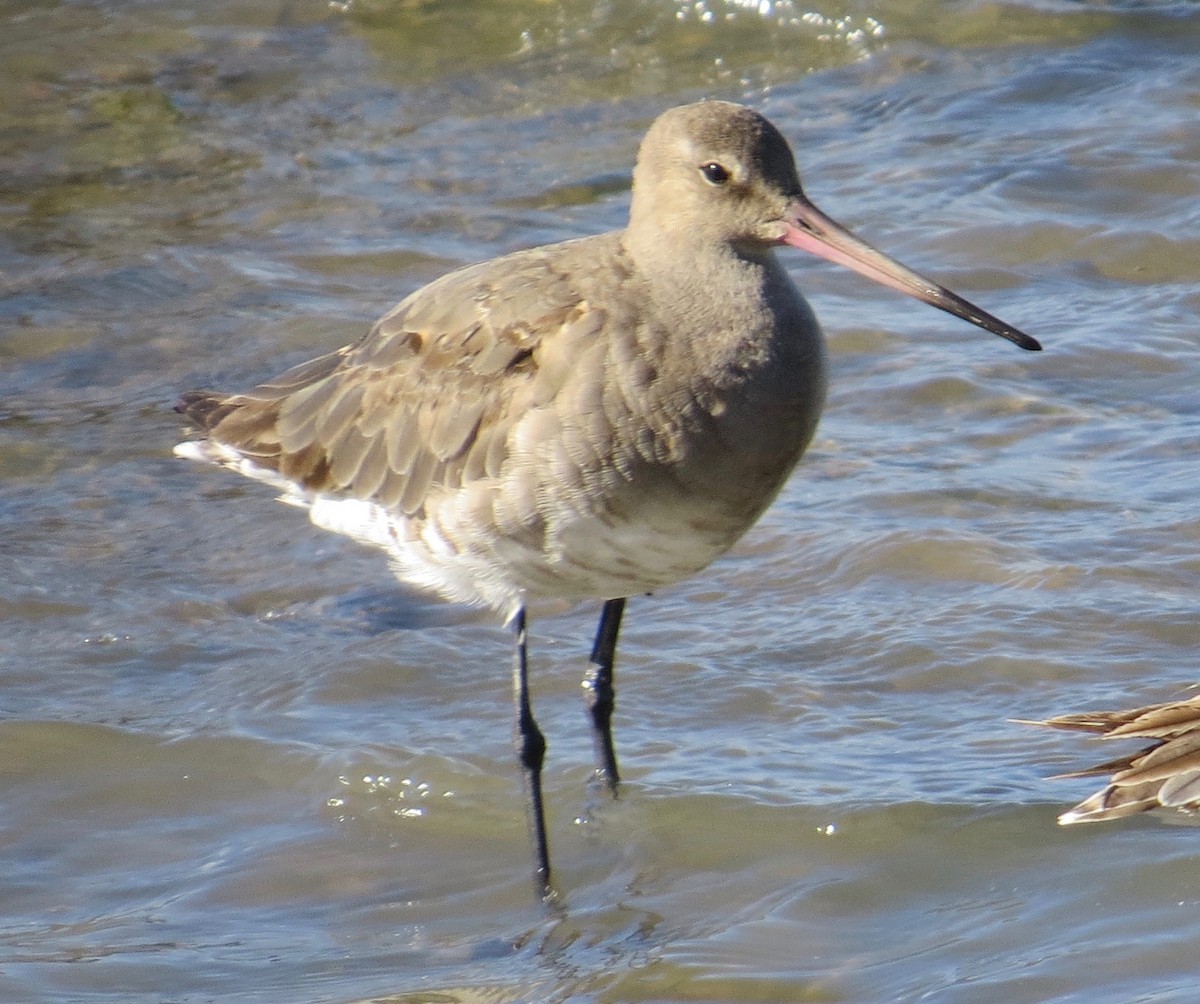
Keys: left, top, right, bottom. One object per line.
{"left": 627, "top": 100, "right": 1040, "bottom": 350}
{"left": 629, "top": 100, "right": 805, "bottom": 253}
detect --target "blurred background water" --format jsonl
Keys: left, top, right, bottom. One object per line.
{"left": 3, "top": 0, "right": 1200, "bottom": 1001}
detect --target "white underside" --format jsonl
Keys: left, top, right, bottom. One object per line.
{"left": 174, "top": 439, "right": 726, "bottom": 621}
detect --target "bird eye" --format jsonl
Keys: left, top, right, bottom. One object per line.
{"left": 699, "top": 161, "right": 730, "bottom": 185}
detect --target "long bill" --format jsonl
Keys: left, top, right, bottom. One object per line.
{"left": 778, "top": 194, "right": 1041, "bottom": 352}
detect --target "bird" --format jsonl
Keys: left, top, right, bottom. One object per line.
{"left": 174, "top": 99, "right": 1041, "bottom": 897}
{"left": 1020, "top": 693, "right": 1200, "bottom": 824}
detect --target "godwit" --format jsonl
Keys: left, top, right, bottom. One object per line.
{"left": 175, "top": 100, "right": 1040, "bottom": 896}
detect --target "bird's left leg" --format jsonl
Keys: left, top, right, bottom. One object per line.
{"left": 511, "top": 605, "right": 553, "bottom": 899}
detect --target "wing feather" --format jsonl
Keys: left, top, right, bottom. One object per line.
{"left": 1023, "top": 691, "right": 1200, "bottom": 824}
{"left": 314, "top": 382, "right": 366, "bottom": 448}
{"left": 350, "top": 432, "right": 390, "bottom": 500}
{"left": 429, "top": 397, "right": 485, "bottom": 462}
{"left": 176, "top": 236, "right": 623, "bottom": 522}
{"left": 400, "top": 449, "right": 439, "bottom": 516}
{"left": 327, "top": 426, "right": 374, "bottom": 490}
{"left": 383, "top": 408, "right": 421, "bottom": 475}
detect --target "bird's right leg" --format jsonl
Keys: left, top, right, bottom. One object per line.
{"left": 583, "top": 597, "right": 626, "bottom": 795}
{"left": 511, "top": 605, "right": 553, "bottom": 899}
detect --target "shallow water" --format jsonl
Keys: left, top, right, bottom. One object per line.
{"left": 4, "top": 0, "right": 1200, "bottom": 1001}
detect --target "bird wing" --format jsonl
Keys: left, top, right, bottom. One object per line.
{"left": 1020, "top": 693, "right": 1200, "bottom": 824}
{"left": 177, "top": 240, "right": 616, "bottom": 518}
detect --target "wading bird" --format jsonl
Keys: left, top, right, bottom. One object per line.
{"left": 176, "top": 100, "right": 1040, "bottom": 897}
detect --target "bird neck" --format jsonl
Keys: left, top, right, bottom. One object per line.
{"left": 621, "top": 224, "right": 777, "bottom": 307}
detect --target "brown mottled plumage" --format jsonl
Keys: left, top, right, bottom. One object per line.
{"left": 176, "top": 100, "right": 1039, "bottom": 896}
{"left": 1021, "top": 694, "right": 1200, "bottom": 823}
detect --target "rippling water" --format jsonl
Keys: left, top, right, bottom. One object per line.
{"left": 4, "top": 0, "right": 1200, "bottom": 1001}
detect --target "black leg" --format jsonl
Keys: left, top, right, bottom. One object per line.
{"left": 583, "top": 597, "right": 626, "bottom": 794}
{"left": 511, "top": 605, "right": 553, "bottom": 898}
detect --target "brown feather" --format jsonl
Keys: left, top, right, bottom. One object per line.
{"left": 1023, "top": 691, "right": 1200, "bottom": 823}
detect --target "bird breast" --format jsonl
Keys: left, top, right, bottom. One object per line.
{"left": 401, "top": 246, "right": 829, "bottom": 607}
